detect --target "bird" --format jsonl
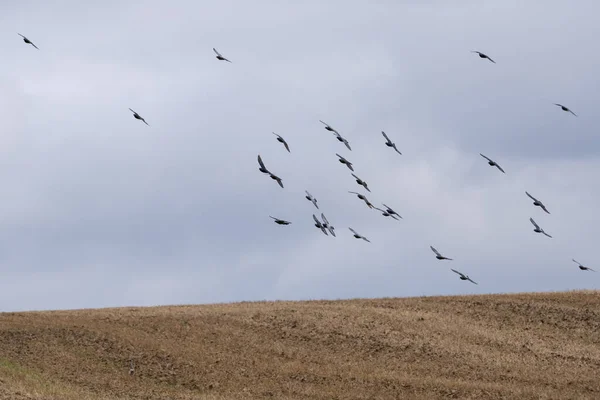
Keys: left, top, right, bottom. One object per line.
{"left": 269, "top": 172, "right": 284, "bottom": 188}
{"left": 430, "top": 246, "right": 452, "bottom": 261}
{"left": 336, "top": 154, "right": 354, "bottom": 171}
{"left": 480, "top": 153, "right": 505, "bottom": 173}
{"left": 270, "top": 216, "right": 291, "bottom": 225}
{"left": 321, "top": 213, "right": 336, "bottom": 237}
{"left": 572, "top": 259, "right": 595, "bottom": 272}
{"left": 351, "top": 173, "right": 371, "bottom": 192}
{"left": 333, "top": 131, "right": 352, "bottom": 151}
{"left": 373, "top": 206, "right": 400, "bottom": 220}
{"left": 471, "top": 51, "right": 495, "bottom": 63}
{"left": 129, "top": 360, "right": 135, "bottom": 376}
{"left": 348, "top": 191, "right": 374, "bottom": 209}
{"left": 349, "top": 227, "right": 370, "bottom": 242}
{"left": 18, "top": 33, "right": 39, "bottom": 49}
{"left": 529, "top": 217, "right": 552, "bottom": 238}
{"left": 319, "top": 120, "right": 339, "bottom": 134}
{"left": 213, "top": 48, "right": 232, "bottom": 63}
{"left": 313, "top": 214, "right": 329, "bottom": 236}
{"left": 272, "top": 132, "right": 290, "bottom": 152}
{"left": 257, "top": 155, "right": 270, "bottom": 174}
{"left": 525, "top": 192, "right": 550, "bottom": 214}
{"left": 381, "top": 131, "right": 402, "bottom": 155}
{"left": 553, "top": 103, "right": 577, "bottom": 116}
{"left": 128, "top": 108, "right": 149, "bottom": 125}
{"left": 382, "top": 203, "right": 402, "bottom": 219}
{"left": 305, "top": 190, "right": 319, "bottom": 209}
{"left": 451, "top": 269, "right": 478, "bottom": 285}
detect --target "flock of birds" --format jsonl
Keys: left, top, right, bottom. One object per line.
{"left": 15, "top": 32, "right": 596, "bottom": 288}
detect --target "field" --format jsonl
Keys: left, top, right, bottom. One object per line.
{"left": 1, "top": 291, "right": 599, "bottom": 399}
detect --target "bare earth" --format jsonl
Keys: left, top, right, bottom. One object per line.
{"left": 1, "top": 290, "right": 599, "bottom": 400}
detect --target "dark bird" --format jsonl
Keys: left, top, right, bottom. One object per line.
{"left": 529, "top": 217, "right": 552, "bottom": 238}
{"left": 374, "top": 206, "right": 400, "bottom": 220}
{"left": 272, "top": 132, "right": 290, "bottom": 152}
{"left": 351, "top": 173, "right": 371, "bottom": 192}
{"left": 572, "top": 259, "right": 595, "bottom": 272}
{"left": 18, "top": 33, "right": 39, "bottom": 49}
{"left": 305, "top": 190, "right": 319, "bottom": 209}
{"left": 257, "top": 154, "right": 270, "bottom": 174}
{"left": 270, "top": 216, "right": 291, "bottom": 225}
{"left": 349, "top": 227, "right": 370, "bottom": 242}
{"left": 319, "top": 120, "right": 339, "bottom": 134}
{"left": 431, "top": 246, "right": 452, "bottom": 261}
{"left": 269, "top": 173, "right": 284, "bottom": 188}
{"left": 321, "top": 213, "right": 336, "bottom": 237}
{"left": 336, "top": 153, "right": 354, "bottom": 171}
{"left": 129, "top": 108, "right": 149, "bottom": 126}
{"left": 381, "top": 131, "right": 402, "bottom": 155}
{"left": 213, "top": 48, "right": 232, "bottom": 63}
{"left": 554, "top": 103, "right": 577, "bottom": 116}
{"left": 348, "top": 191, "right": 374, "bottom": 209}
{"left": 526, "top": 191, "right": 550, "bottom": 214}
{"left": 480, "top": 153, "right": 505, "bottom": 173}
{"left": 471, "top": 51, "right": 495, "bottom": 63}
{"left": 451, "top": 269, "right": 478, "bottom": 285}
{"left": 382, "top": 203, "right": 402, "bottom": 219}
{"left": 313, "top": 214, "right": 329, "bottom": 236}
{"left": 334, "top": 131, "right": 352, "bottom": 151}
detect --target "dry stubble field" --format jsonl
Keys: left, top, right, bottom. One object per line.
{"left": 1, "top": 290, "right": 599, "bottom": 399}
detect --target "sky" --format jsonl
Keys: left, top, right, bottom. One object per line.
{"left": 1, "top": 0, "right": 599, "bottom": 312}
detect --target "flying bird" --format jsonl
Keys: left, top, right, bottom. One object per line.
{"left": 319, "top": 120, "right": 339, "bottom": 134}
{"left": 128, "top": 108, "right": 149, "bottom": 125}
{"left": 349, "top": 227, "right": 370, "bottom": 242}
{"left": 529, "top": 217, "right": 552, "bottom": 238}
{"left": 471, "top": 51, "right": 495, "bottom": 63}
{"left": 272, "top": 132, "right": 290, "bottom": 152}
{"left": 553, "top": 103, "right": 577, "bottom": 116}
{"left": 525, "top": 191, "right": 550, "bottom": 214}
{"left": 373, "top": 206, "right": 400, "bottom": 220}
{"left": 336, "top": 153, "right": 354, "bottom": 171}
{"left": 348, "top": 191, "right": 374, "bottom": 209}
{"left": 257, "top": 154, "right": 270, "bottom": 174}
{"left": 313, "top": 214, "right": 329, "bottom": 236}
{"left": 334, "top": 132, "right": 352, "bottom": 151}
{"left": 213, "top": 48, "right": 232, "bottom": 63}
{"left": 305, "top": 190, "right": 319, "bottom": 209}
{"left": 270, "top": 216, "right": 291, "bottom": 225}
{"left": 18, "top": 33, "right": 39, "bottom": 49}
{"left": 572, "top": 259, "right": 595, "bottom": 272}
{"left": 480, "top": 153, "right": 505, "bottom": 173}
{"left": 381, "top": 131, "right": 402, "bottom": 155}
{"left": 382, "top": 203, "right": 402, "bottom": 219}
{"left": 321, "top": 213, "right": 336, "bottom": 237}
{"left": 430, "top": 246, "right": 452, "bottom": 261}
{"left": 451, "top": 269, "right": 478, "bottom": 285}
{"left": 351, "top": 173, "right": 371, "bottom": 192}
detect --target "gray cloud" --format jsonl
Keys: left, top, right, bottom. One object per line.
{"left": 0, "top": 0, "right": 599, "bottom": 312}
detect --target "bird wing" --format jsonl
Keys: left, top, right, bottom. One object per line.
{"left": 348, "top": 191, "right": 360, "bottom": 195}
{"left": 467, "top": 277, "right": 478, "bottom": 285}
{"left": 451, "top": 269, "right": 465, "bottom": 278}
{"left": 541, "top": 205, "right": 550, "bottom": 214}
{"left": 276, "top": 178, "right": 284, "bottom": 188}
{"left": 381, "top": 131, "right": 391, "bottom": 143}
{"left": 328, "top": 227, "right": 336, "bottom": 237}
{"left": 30, "top": 41, "right": 39, "bottom": 49}
{"left": 382, "top": 203, "right": 394, "bottom": 213}
{"left": 344, "top": 139, "right": 352, "bottom": 151}
{"left": 529, "top": 218, "right": 540, "bottom": 229}
{"left": 373, "top": 206, "right": 385, "bottom": 213}
{"left": 495, "top": 164, "right": 505, "bottom": 173}
{"left": 213, "top": 48, "right": 221, "bottom": 56}
{"left": 480, "top": 153, "right": 492, "bottom": 162}
{"left": 272, "top": 132, "right": 281, "bottom": 139}
{"left": 258, "top": 155, "right": 268, "bottom": 170}
{"left": 305, "top": 190, "right": 312, "bottom": 198}
{"left": 390, "top": 214, "right": 400, "bottom": 220}
{"left": 525, "top": 191, "right": 538, "bottom": 202}
{"left": 572, "top": 259, "right": 582, "bottom": 266}
{"left": 487, "top": 56, "right": 496, "bottom": 63}
{"left": 319, "top": 120, "right": 330, "bottom": 127}
{"left": 17, "top": 33, "right": 26, "bottom": 39}
{"left": 554, "top": 103, "right": 563, "bottom": 107}
{"left": 569, "top": 109, "right": 577, "bottom": 116}
{"left": 363, "top": 237, "right": 371, "bottom": 243}
{"left": 392, "top": 144, "right": 402, "bottom": 154}
{"left": 269, "top": 216, "right": 277, "bottom": 220}
{"left": 349, "top": 227, "right": 358, "bottom": 235}
{"left": 128, "top": 108, "right": 137, "bottom": 114}
{"left": 335, "top": 153, "right": 346, "bottom": 161}
{"left": 430, "top": 246, "right": 441, "bottom": 257}
{"left": 283, "top": 141, "right": 290, "bottom": 152}
{"left": 321, "top": 213, "right": 329, "bottom": 225}
{"left": 313, "top": 214, "right": 321, "bottom": 225}
{"left": 351, "top": 173, "right": 359, "bottom": 180}
{"left": 543, "top": 231, "right": 552, "bottom": 238}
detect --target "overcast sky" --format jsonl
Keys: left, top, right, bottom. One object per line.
{"left": 1, "top": 1, "right": 599, "bottom": 312}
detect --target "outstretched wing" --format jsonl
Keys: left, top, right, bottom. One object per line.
{"left": 313, "top": 214, "right": 321, "bottom": 225}
{"left": 128, "top": 108, "right": 137, "bottom": 114}
{"left": 467, "top": 277, "right": 478, "bottom": 285}
{"left": 525, "top": 191, "right": 538, "bottom": 202}
{"left": 335, "top": 153, "right": 345, "bottom": 161}
{"left": 495, "top": 164, "right": 505, "bottom": 173}
{"left": 572, "top": 259, "right": 582, "bottom": 266}
{"left": 430, "top": 246, "right": 441, "bottom": 257}
{"left": 213, "top": 48, "right": 221, "bottom": 56}
{"left": 529, "top": 218, "right": 540, "bottom": 230}
{"left": 351, "top": 173, "right": 359, "bottom": 180}
{"left": 392, "top": 144, "right": 402, "bottom": 155}
{"left": 349, "top": 227, "right": 358, "bottom": 235}
{"left": 451, "top": 269, "right": 465, "bottom": 278}
{"left": 321, "top": 213, "right": 329, "bottom": 225}
{"left": 480, "top": 153, "right": 492, "bottom": 162}
{"left": 343, "top": 139, "right": 352, "bottom": 151}
{"left": 381, "top": 131, "right": 391, "bottom": 143}
{"left": 305, "top": 190, "right": 312, "bottom": 198}
{"left": 257, "top": 155, "right": 267, "bottom": 170}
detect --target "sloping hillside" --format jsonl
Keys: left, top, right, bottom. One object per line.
{"left": 1, "top": 291, "right": 599, "bottom": 399}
